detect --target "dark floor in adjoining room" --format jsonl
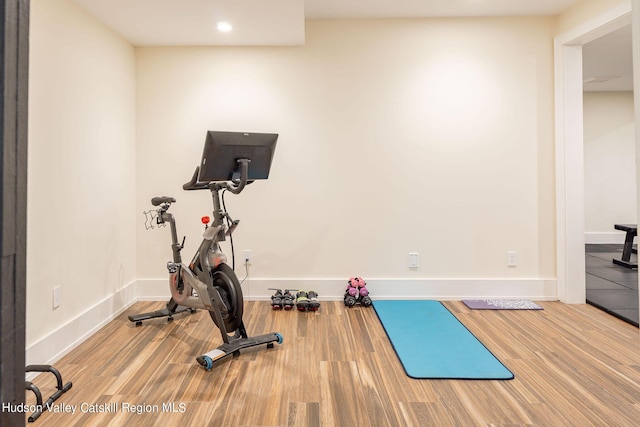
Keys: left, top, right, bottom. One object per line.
{"left": 586, "top": 244, "right": 639, "bottom": 327}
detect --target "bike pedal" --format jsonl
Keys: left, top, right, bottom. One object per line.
{"left": 167, "top": 262, "right": 178, "bottom": 273}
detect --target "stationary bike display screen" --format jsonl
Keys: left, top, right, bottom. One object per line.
{"left": 198, "top": 131, "right": 278, "bottom": 182}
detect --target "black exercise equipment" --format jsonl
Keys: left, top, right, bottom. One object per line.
{"left": 24, "top": 365, "right": 72, "bottom": 422}
{"left": 129, "top": 131, "right": 282, "bottom": 370}
{"left": 612, "top": 224, "right": 637, "bottom": 269}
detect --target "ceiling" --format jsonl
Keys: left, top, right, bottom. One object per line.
{"left": 71, "top": 0, "right": 632, "bottom": 91}
{"left": 583, "top": 24, "right": 633, "bottom": 92}
{"left": 72, "top": 0, "right": 583, "bottom": 46}
{"left": 304, "top": 0, "right": 583, "bottom": 19}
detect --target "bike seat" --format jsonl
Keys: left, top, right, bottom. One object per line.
{"left": 151, "top": 196, "right": 176, "bottom": 206}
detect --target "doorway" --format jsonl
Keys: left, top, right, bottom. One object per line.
{"left": 582, "top": 26, "right": 637, "bottom": 325}
{"left": 554, "top": 2, "right": 636, "bottom": 316}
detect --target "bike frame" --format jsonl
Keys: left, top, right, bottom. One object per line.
{"left": 130, "top": 159, "right": 282, "bottom": 370}
{"left": 155, "top": 190, "right": 230, "bottom": 306}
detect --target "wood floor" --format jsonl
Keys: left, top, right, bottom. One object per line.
{"left": 26, "top": 300, "right": 640, "bottom": 426}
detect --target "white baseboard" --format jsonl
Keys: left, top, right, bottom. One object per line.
{"left": 25, "top": 281, "right": 138, "bottom": 378}
{"left": 585, "top": 231, "right": 627, "bottom": 244}
{"left": 136, "top": 278, "right": 172, "bottom": 300}
{"left": 137, "top": 277, "right": 558, "bottom": 301}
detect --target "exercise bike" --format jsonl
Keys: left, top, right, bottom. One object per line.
{"left": 129, "top": 131, "right": 282, "bottom": 370}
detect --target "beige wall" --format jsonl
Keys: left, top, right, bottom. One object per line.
{"left": 584, "top": 91, "right": 636, "bottom": 234}
{"left": 28, "top": 0, "right": 137, "bottom": 349}
{"left": 136, "top": 17, "right": 557, "bottom": 290}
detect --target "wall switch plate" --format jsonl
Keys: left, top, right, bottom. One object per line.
{"left": 409, "top": 252, "right": 419, "bottom": 269}
{"left": 53, "top": 286, "right": 61, "bottom": 308}
{"left": 507, "top": 251, "right": 517, "bottom": 267}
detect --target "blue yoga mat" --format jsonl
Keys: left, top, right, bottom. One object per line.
{"left": 373, "top": 300, "right": 514, "bottom": 380}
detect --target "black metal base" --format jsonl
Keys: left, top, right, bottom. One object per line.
{"left": 128, "top": 298, "right": 196, "bottom": 326}
{"left": 612, "top": 258, "right": 638, "bottom": 269}
{"left": 25, "top": 365, "right": 73, "bottom": 422}
{"left": 196, "top": 332, "right": 283, "bottom": 371}
{"left": 613, "top": 224, "right": 638, "bottom": 269}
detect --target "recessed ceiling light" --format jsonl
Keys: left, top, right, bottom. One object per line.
{"left": 217, "top": 22, "right": 232, "bottom": 33}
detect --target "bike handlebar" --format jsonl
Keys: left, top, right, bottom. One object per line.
{"left": 183, "top": 167, "right": 209, "bottom": 191}
{"left": 182, "top": 159, "right": 251, "bottom": 195}
{"left": 224, "top": 159, "right": 250, "bottom": 194}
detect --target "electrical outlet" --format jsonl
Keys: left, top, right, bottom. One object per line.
{"left": 243, "top": 249, "right": 252, "bottom": 264}
{"left": 409, "top": 252, "right": 419, "bottom": 269}
{"left": 53, "top": 286, "right": 61, "bottom": 309}
{"left": 507, "top": 251, "right": 517, "bottom": 267}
